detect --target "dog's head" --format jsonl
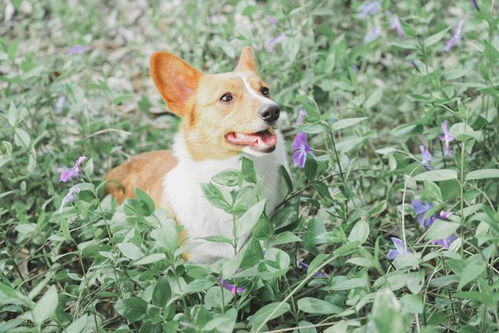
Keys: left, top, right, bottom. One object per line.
{"left": 150, "top": 47, "right": 280, "bottom": 160}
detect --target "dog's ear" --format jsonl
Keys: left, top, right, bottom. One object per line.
{"left": 150, "top": 52, "right": 202, "bottom": 116}
{"left": 235, "top": 46, "right": 257, "bottom": 72}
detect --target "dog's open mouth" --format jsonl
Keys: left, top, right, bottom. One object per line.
{"left": 225, "top": 128, "right": 277, "bottom": 153}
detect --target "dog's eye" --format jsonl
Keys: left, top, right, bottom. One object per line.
{"left": 220, "top": 93, "right": 233, "bottom": 103}
{"left": 260, "top": 87, "right": 270, "bottom": 97}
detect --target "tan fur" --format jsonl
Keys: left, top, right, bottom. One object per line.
{"left": 105, "top": 150, "right": 177, "bottom": 206}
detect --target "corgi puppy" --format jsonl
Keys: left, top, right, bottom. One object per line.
{"left": 106, "top": 47, "right": 288, "bottom": 263}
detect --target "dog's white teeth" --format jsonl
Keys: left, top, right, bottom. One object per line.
{"left": 268, "top": 127, "right": 275, "bottom": 134}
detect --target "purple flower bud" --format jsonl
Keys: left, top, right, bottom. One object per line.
{"left": 389, "top": 14, "right": 405, "bottom": 37}
{"left": 358, "top": 1, "right": 381, "bottom": 18}
{"left": 439, "top": 120, "right": 454, "bottom": 156}
{"left": 60, "top": 186, "right": 80, "bottom": 212}
{"left": 296, "top": 109, "right": 306, "bottom": 125}
{"left": 431, "top": 234, "right": 457, "bottom": 248}
{"left": 266, "top": 16, "right": 279, "bottom": 25}
{"left": 216, "top": 277, "right": 244, "bottom": 296}
{"left": 265, "top": 33, "right": 286, "bottom": 52}
{"left": 364, "top": 26, "right": 381, "bottom": 43}
{"left": 419, "top": 145, "right": 433, "bottom": 170}
{"left": 444, "top": 20, "right": 464, "bottom": 51}
{"left": 67, "top": 45, "right": 90, "bottom": 55}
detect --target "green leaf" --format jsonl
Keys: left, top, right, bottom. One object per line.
{"left": 296, "top": 124, "right": 324, "bottom": 134}
{"left": 425, "top": 220, "right": 459, "bottom": 241}
{"left": 201, "top": 183, "right": 231, "bottom": 211}
{"left": 212, "top": 169, "right": 239, "bottom": 187}
{"left": 117, "top": 242, "right": 143, "bottom": 260}
{"left": 203, "top": 235, "right": 233, "bottom": 244}
{"left": 371, "top": 289, "right": 406, "bottom": 332}
{"left": 332, "top": 117, "right": 368, "bottom": 131}
{"left": 248, "top": 302, "right": 290, "bottom": 329}
{"left": 14, "top": 128, "right": 30, "bottom": 148}
{"left": 406, "top": 271, "right": 425, "bottom": 294}
{"left": 458, "top": 260, "right": 486, "bottom": 290}
{"left": 270, "top": 231, "right": 302, "bottom": 246}
{"left": 304, "top": 154, "right": 317, "bottom": 180}
{"left": 279, "top": 165, "right": 293, "bottom": 192}
{"left": 133, "top": 253, "right": 166, "bottom": 265}
{"left": 391, "top": 40, "right": 418, "bottom": 49}
{"left": 424, "top": 27, "right": 450, "bottom": 47}
{"left": 347, "top": 220, "right": 369, "bottom": 244}
{"left": 135, "top": 188, "right": 155, "bottom": 215}
{"left": 204, "top": 308, "right": 237, "bottom": 333}
{"left": 466, "top": 169, "right": 499, "bottom": 180}
{"left": 364, "top": 88, "right": 383, "bottom": 108}
{"left": 122, "top": 297, "right": 148, "bottom": 322}
{"left": 241, "top": 157, "right": 256, "bottom": 183}
{"left": 413, "top": 169, "right": 457, "bottom": 182}
{"left": 297, "top": 297, "right": 342, "bottom": 315}
{"left": 400, "top": 295, "right": 424, "bottom": 314}
{"left": 151, "top": 220, "right": 177, "bottom": 253}
{"left": 32, "top": 285, "right": 58, "bottom": 325}
{"left": 152, "top": 277, "right": 171, "bottom": 307}
{"left": 237, "top": 200, "right": 266, "bottom": 238}
{"left": 282, "top": 37, "right": 300, "bottom": 62}
{"left": 332, "top": 277, "right": 367, "bottom": 290}
{"left": 65, "top": 314, "right": 88, "bottom": 333}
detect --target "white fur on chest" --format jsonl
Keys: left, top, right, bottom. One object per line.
{"left": 162, "top": 132, "right": 288, "bottom": 263}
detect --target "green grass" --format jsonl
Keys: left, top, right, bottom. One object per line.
{"left": 1, "top": 0, "right": 498, "bottom": 332}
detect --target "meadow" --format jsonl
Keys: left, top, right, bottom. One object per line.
{"left": 1, "top": 0, "right": 498, "bottom": 332}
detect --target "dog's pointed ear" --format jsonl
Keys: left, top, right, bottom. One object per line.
{"left": 150, "top": 52, "right": 202, "bottom": 116}
{"left": 235, "top": 46, "right": 257, "bottom": 72}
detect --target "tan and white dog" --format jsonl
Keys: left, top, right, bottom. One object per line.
{"left": 106, "top": 47, "right": 288, "bottom": 263}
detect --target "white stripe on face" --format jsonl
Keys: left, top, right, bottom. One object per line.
{"left": 235, "top": 73, "right": 276, "bottom": 106}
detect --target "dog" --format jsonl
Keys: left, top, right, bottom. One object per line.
{"left": 106, "top": 47, "right": 288, "bottom": 263}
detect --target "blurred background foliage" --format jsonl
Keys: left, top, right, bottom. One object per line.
{"left": 0, "top": 0, "right": 498, "bottom": 332}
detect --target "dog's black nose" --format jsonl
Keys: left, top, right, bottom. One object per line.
{"left": 260, "top": 104, "right": 280, "bottom": 123}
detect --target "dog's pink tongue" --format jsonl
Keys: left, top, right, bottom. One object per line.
{"left": 226, "top": 130, "right": 277, "bottom": 150}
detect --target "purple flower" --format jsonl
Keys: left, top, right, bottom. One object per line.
{"left": 267, "top": 16, "right": 279, "bottom": 25}
{"left": 419, "top": 145, "right": 432, "bottom": 170}
{"left": 60, "top": 186, "right": 80, "bottom": 212}
{"left": 298, "top": 261, "right": 328, "bottom": 278}
{"left": 357, "top": 1, "right": 381, "bottom": 18}
{"left": 67, "top": 45, "right": 90, "bottom": 55}
{"left": 431, "top": 234, "right": 457, "bottom": 248}
{"left": 389, "top": 14, "right": 405, "bottom": 37}
{"left": 60, "top": 156, "right": 87, "bottom": 182}
{"left": 216, "top": 278, "right": 244, "bottom": 296}
{"left": 438, "top": 120, "right": 454, "bottom": 156}
{"left": 292, "top": 133, "right": 312, "bottom": 168}
{"left": 387, "top": 237, "right": 411, "bottom": 260}
{"left": 444, "top": 20, "right": 464, "bottom": 51}
{"left": 411, "top": 199, "right": 435, "bottom": 228}
{"left": 265, "top": 33, "right": 286, "bottom": 52}
{"left": 364, "top": 26, "right": 381, "bottom": 43}
{"left": 470, "top": 0, "right": 480, "bottom": 11}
